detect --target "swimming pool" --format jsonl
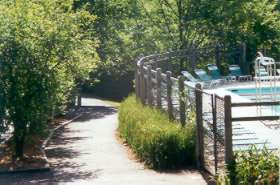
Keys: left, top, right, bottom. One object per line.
{"left": 229, "top": 86, "right": 280, "bottom": 115}
{"left": 230, "top": 87, "right": 280, "bottom": 96}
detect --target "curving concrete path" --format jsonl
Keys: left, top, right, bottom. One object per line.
{"left": 0, "top": 98, "right": 206, "bottom": 185}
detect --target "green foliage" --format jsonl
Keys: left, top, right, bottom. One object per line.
{"left": 234, "top": 146, "right": 279, "bottom": 185}
{"left": 216, "top": 171, "right": 231, "bottom": 185}
{"left": 76, "top": 0, "right": 280, "bottom": 98}
{"left": 200, "top": 0, "right": 280, "bottom": 59}
{"left": 0, "top": 0, "right": 99, "bottom": 157}
{"left": 218, "top": 146, "right": 279, "bottom": 185}
{"left": 75, "top": 0, "right": 160, "bottom": 98}
{"left": 118, "top": 95, "right": 196, "bottom": 169}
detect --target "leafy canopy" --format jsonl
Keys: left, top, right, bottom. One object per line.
{"left": 0, "top": 0, "right": 99, "bottom": 157}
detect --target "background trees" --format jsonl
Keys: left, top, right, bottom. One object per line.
{"left": 78, "top": 0, "right": 280, "bottom": 99}
{"left": 0, "top": 0, "right": 99, "bottom": 158}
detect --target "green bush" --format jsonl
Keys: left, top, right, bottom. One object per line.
{"left": 234, "top": 146, "right": 279, "bottom": 185}
{"left": 118, "top": 95, "right": 196, "bottom": 169}
{"left": 0, "top": 0, "right": 98, "bottom": 158}
{"left": 218, "top": 146, "right": 279, "bottom": 185}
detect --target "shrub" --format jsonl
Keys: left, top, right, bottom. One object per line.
{"left": 218, "top": 145, "right": 279, "bottom": 185}
{"left": 234, "top": 146, "right": 279, "bottom": 185}
{"left": 118, "top": 95, "right": 196, "bottom": 169}
{"left": 0, "top": 0, "right": 98, "bottom": 158}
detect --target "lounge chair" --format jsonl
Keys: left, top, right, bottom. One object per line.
{"left": 207, "top": 64, "right": 222, "bottom": 80}
{"left": 194, "top": 68, "right": 212, "bottom": 81}
{"left": 181, "top": 71, "right": 199, "bottom": 83}
{"left": 181, "top": 71, "right": 206, "bottom": 88}
{"left": 207, "top": 64, "right": 235, "bottom": 82}
{"left": 229, "top": 65, "right": 242, "bottom": 76}
{"left": 229, "top": 65, "right": 252, "bottom": 81}
{"left": 194, "top": 68, "right": 221, "bottom": 88}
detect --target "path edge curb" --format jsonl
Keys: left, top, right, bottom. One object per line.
{"left": 0, "top": 111, "right": 83, "bottom": 175}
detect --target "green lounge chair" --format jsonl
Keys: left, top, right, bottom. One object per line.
{"left": 207, "top": 64, "right": 222, "bottom": 80}
{"left": 194, "top": 68, "right": 221, "bottom": 88}
{"left": 229, "top": 65, "right": 252, "bottom": 81}
{"left": 207, "top": 64, "right": 235, "bottom": 82}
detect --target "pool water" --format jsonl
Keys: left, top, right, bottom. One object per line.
{"left": 229, "top": 86, "right": 280, "bottom": 150}
{"left": 230, "top": 87, "right": 280, "bottom": 96}
{"left": 229, "top": 87, "right": 280, "bottom": 116}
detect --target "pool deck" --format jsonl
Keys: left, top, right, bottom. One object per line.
{"left": 206, "top": 81, "right": 280, "bottom": 151}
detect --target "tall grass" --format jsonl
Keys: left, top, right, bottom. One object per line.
{"left": 118, "top": 95, "right": 196, "bottom": 169}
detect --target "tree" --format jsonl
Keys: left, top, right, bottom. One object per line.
{"left": 198, "top": 0, "right": 280, "bottom": 60}
{"left": 0, "top": 0, "right": 99, "bottom": 158}
{"left": 75, "top": 0, "right": 150, "bottom": 99}
{"left": 75, "top": 0, "right": 280, "bottom": 98}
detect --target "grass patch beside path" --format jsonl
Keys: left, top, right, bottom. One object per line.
{"left": 118, "top": 95, "right": 196, "bottom": 170}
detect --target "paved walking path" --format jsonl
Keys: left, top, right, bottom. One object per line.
{"left": 0, "top": 98, "right": 206, "bottom": 185}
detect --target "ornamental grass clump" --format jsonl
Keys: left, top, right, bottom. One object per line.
{"left": 118, "top": 95, "right": 196, "bottom": 169}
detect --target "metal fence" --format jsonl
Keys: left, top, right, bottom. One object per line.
{"left": 134, "top": 43, "right": 280, "bottom": 177}
{"left": 136, "top": 62, "right": 234, "bottom": 175}
{"left": 134, "top": 45, "right": 245, "bottom": 175}
{"left": 135, "top": 63, "right": 195, "bottom": 123}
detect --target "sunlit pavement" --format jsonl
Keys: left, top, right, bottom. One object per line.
{"left": 0, "top": 98, "right": 206, "bottom": 185}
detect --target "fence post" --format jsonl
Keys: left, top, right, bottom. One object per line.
{"left": 195, "top": 84, "right": 204, "bottom": 169}
{"left": 178, "top": 75, "right": 186, "bottom": 126}
{"left": 147, "top": 65, "right": 153, "bottom": 106}
{"left": 140, "top": 63, "right": 145, "bottom": 104}
{"left": 212, "top": 95, "right": 218, "bottom": 174}
{"left": 156, "top": 68, "right": 162, "bottom": 108}
{"left": 224, "top": 95, "right": 233, "bottom": 165}
{"left": 166, "top": 71, "right": 174, "bottom": 120}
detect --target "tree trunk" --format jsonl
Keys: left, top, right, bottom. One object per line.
{"left": 14, "top": 124, "right": 26, "bottom": 159}
{"left": 14, "top": 135, "right": 25, "bottom": 158}
{"left": 177, "top": 0, "right": 185, "bottom": 71}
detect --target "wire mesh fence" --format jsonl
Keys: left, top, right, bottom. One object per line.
{"left": 214, "top": 95, "right": 226, "bottom": 174}
{"left": 202, "top": 92, "right": 215, "bottom": 174}
{"left": 171, "top": 78, "right": 180, "bottom": 119}
{"left": 135, "top": 45, "right": 248, "bottom": 176}
{"left": 135, "top": 59, "right": 230, "bottom": 176}
{"left": 184, "top": 85, "right": 196, "bottom": 119}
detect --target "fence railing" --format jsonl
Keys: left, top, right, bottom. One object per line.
{"left": 134, "top": 47, "right": 240, "bottom": 175}
{"left": 135, "top": 46, "right": 279, "bottom": 176}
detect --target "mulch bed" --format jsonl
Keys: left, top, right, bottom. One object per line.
{"left": 0, "top": 108, "right": 82, "bottom": 173}
{"left": 0, "top": 136, "right": 48, "bottom": 173}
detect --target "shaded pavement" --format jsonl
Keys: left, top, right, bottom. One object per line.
{"left": 0, "top": 98, "right": 206, "bottom": 185}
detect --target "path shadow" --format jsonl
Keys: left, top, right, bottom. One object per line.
{"left": 0, "top": 110, "right": 103, "bottom": 185}
{"left": 0, "top": 102, "right": 118, "bottom": 184}
{"left": 47, "top": 127, "right": 88, "bottom": 148}
{"left": 0, "top": 168, "right": 100, "bottom": 185}
{"left": 76, "top": 106, "right": 117, "bottom": 122}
